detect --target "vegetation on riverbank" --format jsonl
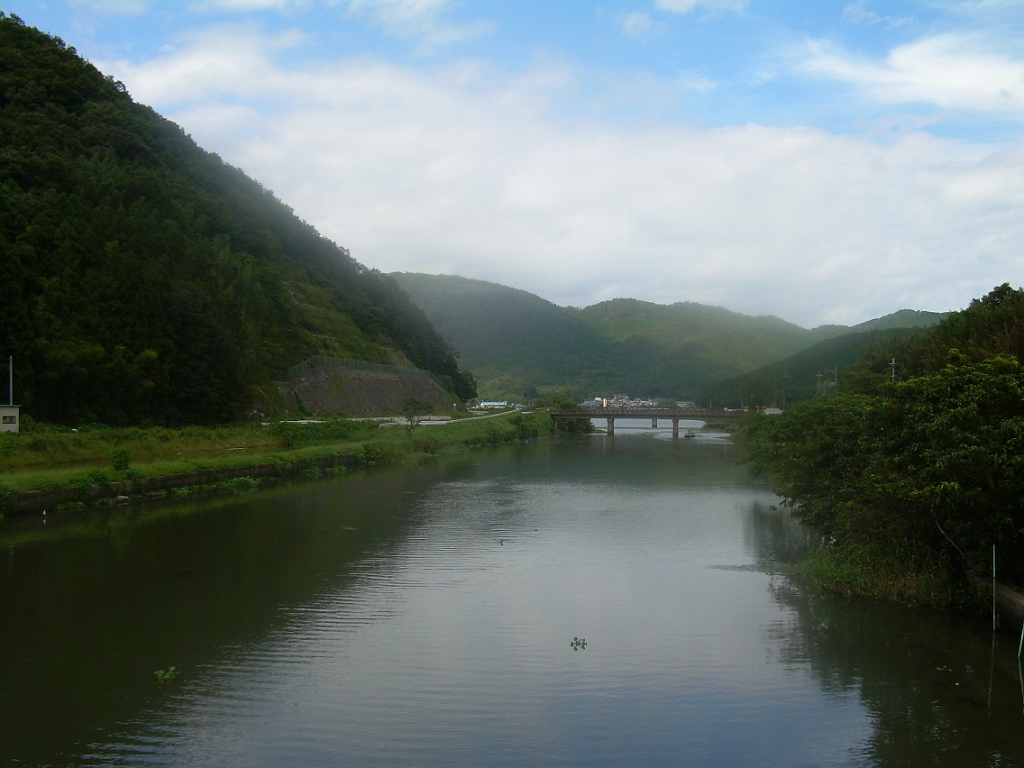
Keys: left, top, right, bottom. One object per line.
{"left": 0, "top": 411, "right": 554, "bottom": 512}
{"left": 744, "top": 285, "right": 1024, "bottom": 609}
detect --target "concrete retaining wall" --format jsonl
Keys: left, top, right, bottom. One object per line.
{"left": 278, "top": 366, "right": 457, "bottom": 417}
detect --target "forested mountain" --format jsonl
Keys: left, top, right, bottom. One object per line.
{"left": 395, "top": 273, "right": 825, "bottom": 401}
{"left": 812, "top": 309, "right": 948, "bottom": 339}
{"left": 572, "top": 298, "right": 821, "bottom": 398}
{"left": 395, "top": 273, "right": 951, "bottom": 403}
{"left": 843, "top": 283, "right": 1024, "bottom": 393}
{"left": 699, "top": 328, "right": 925, "bottom": 408}
{"left": 390, "top": 273, "right": 608, "bottom": 400}
{"left": 0, "top": 15, "right": 474, "bottom": 425}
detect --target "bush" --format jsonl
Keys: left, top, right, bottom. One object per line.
{"left": 110, "top": 446, "right": 132, "bottom": 472}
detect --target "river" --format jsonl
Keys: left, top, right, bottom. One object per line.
{"left": 2, "top": 423, "right": 1023, "bottom": 766}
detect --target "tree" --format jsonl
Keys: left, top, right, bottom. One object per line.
{"left": 402, "top": 399, "right": 434, "bottom": 434}
{"left": 747, "top": 352, "right": 1024, "bottom": 585}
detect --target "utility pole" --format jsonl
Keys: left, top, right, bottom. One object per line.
{"left": 7, "top": 356, "right": 11, "bottom": 406}
{"left": 815, "top": 371, "right": 824, "bottom": 397}
{"left": 781, "top": 373, "right": 789, "bottom": 409}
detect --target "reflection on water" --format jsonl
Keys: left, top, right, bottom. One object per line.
{"left": 1, "top": 435, "right": 1021, "bottom": 767}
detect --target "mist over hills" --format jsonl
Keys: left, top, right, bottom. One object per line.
{"left": 0, "top": 16, "right": 474, "bottom": 425}
{"left": 392, "top": 273, "right": 946, "bottom": 402}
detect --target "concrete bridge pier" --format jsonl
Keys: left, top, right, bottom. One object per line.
{"left": 672, "top": 419, "right": 679, "bottom": 439}
{"left": 651, "top": 417, "right": 658, "bottom": 428}
{"left": 606, "top": 417, "right": 615, "bottom": 436}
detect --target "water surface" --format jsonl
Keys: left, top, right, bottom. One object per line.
{"left": 1, "top": 427, "right": 1022, "bottom": 766}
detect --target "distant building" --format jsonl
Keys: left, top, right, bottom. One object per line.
{"left": 0, "top": 404, "right": 20, "bottom": 434}
{"left": 480, "top": 401, "right": 508, "bottom": 409}
{"left": 763, "top": 407, "right": 783, "bottom": 415}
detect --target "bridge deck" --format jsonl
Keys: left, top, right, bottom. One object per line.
{"left": 548, "top": 409, "right": 746, "bottom": 419}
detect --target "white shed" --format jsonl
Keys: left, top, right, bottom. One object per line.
{"left": 0, "top": 404, "right": 20, "bottom": 434}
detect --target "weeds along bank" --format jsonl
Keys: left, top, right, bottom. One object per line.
{"left": 0, "top": 412, "right": 555, "bottom": 515}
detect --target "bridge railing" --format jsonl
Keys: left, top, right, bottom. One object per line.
{"left": 552, "top": 408, "right": 746, "bottom": 418}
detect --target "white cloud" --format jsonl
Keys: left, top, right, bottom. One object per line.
{"left": 621, "top": 12, "right": 659, "bottom": 37}
{"left": 841, "top": 1, "right": 913, "bottom": 27}
{"left": 801, "top": 34, "right": 1024, "bottom": 116}
{"left": 69, "top": 0, "right": 149, "bottom": 14}
{"left": 104, "top": 28, "right": 1024, "bottom": 326}
{"left": 343, "top": 0, "right": 492, "bottom": 47}
{"left": 677, "top": 70, "right": 716, "bottom": 92}
{"left": 654, "top": 0, "right": 748, "bottom": 15}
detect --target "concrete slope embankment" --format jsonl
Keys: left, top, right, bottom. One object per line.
{"left": 278, "top": 366, "right": 457, "bottom": 417}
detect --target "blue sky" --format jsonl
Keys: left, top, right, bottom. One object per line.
{"left": 4, "top": 0, "right": 1024, "bottom": 325}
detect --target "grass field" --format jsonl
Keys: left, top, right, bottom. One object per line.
{"left": 0, "top": 412, "right": 555, "bottom": 501}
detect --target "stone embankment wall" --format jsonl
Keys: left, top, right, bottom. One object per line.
{"left": 277, "top": 366, "right": 458, "bottom": 417}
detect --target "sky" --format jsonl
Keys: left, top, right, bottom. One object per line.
{"left": 4, "top": 0, "right": 1024, "bottom": 326}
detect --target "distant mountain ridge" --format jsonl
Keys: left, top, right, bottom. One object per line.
{"left": 392, "top": 273, "right": 946, "bottom": 402}
{"left": 813, "top": 309, "right": 949, "bottom": 339}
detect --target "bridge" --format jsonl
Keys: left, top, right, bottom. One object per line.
{"left": 548, "top": 408, "right": 747, "bottom": 437}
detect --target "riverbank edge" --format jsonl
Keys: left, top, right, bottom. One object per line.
{"left": 1, "top": 412, "right": 555, "bottom": 516}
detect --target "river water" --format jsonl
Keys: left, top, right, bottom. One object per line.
{"left": 2, "top": 424, "right": 1023, "bottom": 767}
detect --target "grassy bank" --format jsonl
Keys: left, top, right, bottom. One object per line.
{"left": 0, "top": 412, "right": 555, "bottom": 513}
{"left": 783, "top": 540, "right": 957, "bottom": 609}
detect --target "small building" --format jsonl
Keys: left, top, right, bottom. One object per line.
{"left": 480, "top": 401, "right": 508, "bottom": 409}
{"left": 0, "top": 404, "right": 20, "bottom": 434}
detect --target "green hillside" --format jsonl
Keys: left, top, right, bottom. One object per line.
{"left": 394, "top": 274, "right": 828, "bottom": 401}
{"left": 573, "top": 299, "right": 821, "bottom": 398}
{"left": 700, "top": 328, "right": 926, "bottom": 408}
{"left": 813, "top": 309, "right": 949, "bottom": 339}
{"left": 390, "top": 273, "right": 610, "bottom": 399}
{"left": 843, "top": 283, "right": 1024, "bottom": 393}
{"left": 0, "top": 15, "right": 474, "bottom": 425}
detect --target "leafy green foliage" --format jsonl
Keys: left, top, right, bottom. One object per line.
{"left": 401, "top": 398, "right": 434, "bottom": 433}
{"left": 0, "top": 17, "right": 474, "bottom": 426}
{"left": 109, "top": 446, "right": 132, "bottom": 472}
{"left": 845, "top": 283, "right": 1024, "bottom": 394}
{"left": 748, "top": 352, "right": 1024, "bottom": 587}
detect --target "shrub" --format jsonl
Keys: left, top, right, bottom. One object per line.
{"left": 110, "top": 446, "right": 132, "bottom": 472}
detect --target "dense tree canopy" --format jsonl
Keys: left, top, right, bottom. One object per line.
{"left": 746, "top": 285, "right": 1024, "bottom": 589}
{"left": 0, "top": 14, "right": 474, "bottom": 425}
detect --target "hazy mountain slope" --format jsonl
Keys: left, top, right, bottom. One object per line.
{"left": 390, "top": 273, "right": 611, "bottom": 398}
{"left": 813, "top": 309, "right": 949, "bottom": 339}
{"left": 394, "top": 274, "right": 832, "bottom": 400}
{"left": 574, "top": 299, "right": 822, "bottom": 395}
{"left": 852, "top": 309, "right": 948, "bottom": 332}
{"left": 0, "top": 16, "right": 473, "bottom": 424}
{"left": 700, "top": 328, "right": 926, "bottom": 407}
